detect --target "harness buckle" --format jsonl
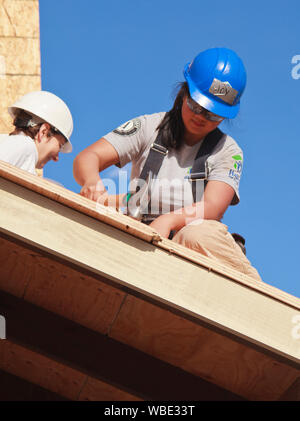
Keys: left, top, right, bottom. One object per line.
{"left": 188, "top": 162, "right": 208, "bottom": 181}
{"left": 150, "top": 143, "right": 168, "bottom": 155}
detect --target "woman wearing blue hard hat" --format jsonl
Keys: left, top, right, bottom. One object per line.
{"left": 74, "top": 47, "right": 261, "bottom": 281}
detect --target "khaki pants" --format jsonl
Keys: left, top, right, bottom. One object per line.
{"left": 172, "top": 220, "right": 262, "bottom": 282}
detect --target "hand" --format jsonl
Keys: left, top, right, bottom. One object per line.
{"left": 80, "top": 179, "right": 108, "bottom": 204}
{"left": 149, "top": 214, "right": 177, "bottom": 238}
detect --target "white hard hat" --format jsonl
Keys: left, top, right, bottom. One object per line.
{"left": 8, "top": 90, "right": 73, "bottom": 153}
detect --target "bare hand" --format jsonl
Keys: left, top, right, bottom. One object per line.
{"left": 149, "top": 214, "right": 176, "bottom": 238}
{"left": 80, "top": 179, "right": 108, "bottom": 204}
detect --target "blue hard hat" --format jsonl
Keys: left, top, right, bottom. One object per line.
{"left": 184, "top": 48, "right": 247, "bottom": 119}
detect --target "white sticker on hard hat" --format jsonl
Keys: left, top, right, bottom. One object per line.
{"left": 113, "top": 119, "right": 141, "bottom": 136}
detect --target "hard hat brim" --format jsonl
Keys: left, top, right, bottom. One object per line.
{"left": 184, "top": 65, "right": 240, "bottom": 119}
{"left": 61, "top": 140, "right": 72, "bottom": 153}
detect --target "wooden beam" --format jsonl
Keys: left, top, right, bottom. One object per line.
{"left": 0, "top": 340, "right": 140, "bottom": 401}
{"left": 0, "top": 163, "right": 299, "bottom": 400}
{"left": 0, "top": 236, "right": 298, "bottom": 401}
{"left": 0, "top": 340, "right": 87, "bottom": 400}
{"left": 0, "top": 234, "right": 127, "bottom": 335}
{"left": 0, "top": 161, "right": 161, "bottom": 243}
{"left": 109, "top": 294, "right": 299, "bottom": 401}
{"left": 0, "top": 369, "right": 68, "bottom": 401}
{"left": 0, "top": 161, "right": 298, "bottom": 309}
{"left": 0, "top": 289, "right": 244, "bottom": 401}
{"left": 278, "top": 378, "right": 300, "bottom": 401}
{"left": 0, "top": 171, "right": 299, "bottom": 368}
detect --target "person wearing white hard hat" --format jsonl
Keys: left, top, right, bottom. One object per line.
{"left": 0, "top": 90, "right": 73, "bottom": 175}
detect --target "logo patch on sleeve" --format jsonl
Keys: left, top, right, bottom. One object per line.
{"left": 113, "top": 119, "right": 141, "bottom": 136}
{"left": 228, "top": 154, "right": 243, "bottom": 183}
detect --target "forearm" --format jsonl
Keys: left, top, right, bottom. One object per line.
{"left": 73, "top": 150, "right": 102, "bottom": 186}
{"left": 169, "top": 200, "right": 223, "bottom": 232}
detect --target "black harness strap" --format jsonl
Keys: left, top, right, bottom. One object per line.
{"left": 126, "top": 130, "right": 167, "bottom": 218}
{"left": 189, "top": 127, "right": 224, "bottom": 202}
{"left": 126, "top": 127, "right": 246, "bottom": 254}
{"left": 126, "top": 127, "right": 224, "bottom": 220}
{"left": 138, "top": 130, "right": 168, "bottom": 188}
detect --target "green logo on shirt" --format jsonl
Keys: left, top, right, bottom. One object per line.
{"left": 229, "top": 154, "right": 243, "bottom": 184}
{"left": 232, "top": 154, "right": 243, "bottom": 170}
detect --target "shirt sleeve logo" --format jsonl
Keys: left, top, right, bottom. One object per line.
{"left": 113, "top": 118, "right": 141, "bottom": 136}
{"left": 229, "top": 154, "right": 243, "bottom": 183}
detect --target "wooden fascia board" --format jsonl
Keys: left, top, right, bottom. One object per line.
{"left": 0, "top": 236, "right": 298, "bottom": 401}
{"left": 0, "top": 163, "right": 300, "bottom": 367}
{"left": 0, "top": 289, "right": 245, "bottom": 401}
{"left": 0, "top": 161, "right": 298, "bottom": 310}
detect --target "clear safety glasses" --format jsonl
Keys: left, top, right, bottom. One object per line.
{"left": 51, "top": 127, "right": 67, "bottom": 151}
{"left": 186, "top": 97, "right": 224, "bottom": 122}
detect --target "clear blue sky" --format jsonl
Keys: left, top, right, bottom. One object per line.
{"left": 39, "top": 0, "right": 300, "bottom": 298}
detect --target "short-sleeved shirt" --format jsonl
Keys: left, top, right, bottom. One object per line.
{"left": 104, "top": 112, "right": 243, "bottom": 215}
{"left": 0, "top": 134, "right": 38, "bottom": 175}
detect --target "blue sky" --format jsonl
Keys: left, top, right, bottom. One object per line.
{"left": 39, "top": 0, "right": 300, "bottom": 297}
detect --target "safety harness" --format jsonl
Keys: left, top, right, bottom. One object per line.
{"left": 125, "top": 126, "right": 246, "bottom": 254}
{"left": 126, "top": 127, "right": 223, "bottom": 216}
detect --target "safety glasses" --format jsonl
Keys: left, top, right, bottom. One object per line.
{"left": 186, "top": 97, "right": 224, "bottom": 122}
{"left": 51, "top": 127, "right": 68, "bottom": 151}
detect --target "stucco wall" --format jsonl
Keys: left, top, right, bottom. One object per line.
{"left": 0, "top": 0, "right": 41, "bottom": 133}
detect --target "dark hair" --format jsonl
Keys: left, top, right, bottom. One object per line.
{"left": 156, "top": 82, "right": 189, "bottom": 149}
{"left": 9, "top": 110, "right": 54, "bottom": 140}
{"left": 157, "top": 82, "right": 229, "bottom": 149}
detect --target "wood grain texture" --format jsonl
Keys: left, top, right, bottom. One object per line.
{"left": 109, "top": 294, "right": 299, "bottom": 401}
{"left": 0, "top": 288, "right": 245, "bottom": 401}
{"left": 23, "top": 249, "right": 126, "bottom": 335}
{"left": 153, "top": 237, "right": 300, "bottom": 310}
{"left": 0, "top": 369, "right": 68, "bottom": 400}
{"left": 0, "top": 236, "right": 32, "bottom": 297}
{"left": 0, "top": 234, "right": 126, "bottom": 333}
{"left": 0, "top": 174, "right": 299, "bottom": 367}
{"left": 0, "top": 340, "right": 86, "bottom": 400}
{"left": 0, "top": 161, "right": 161, "bottom": 242}
{"left": 0, "top": 161, "right": 299, "bottom": 311}
{"left": 0, "top": 340, "right": 143, "bottom": 401}
{"left": 78, "top": 377, "right": 142, "bottom": 401}
{"left": 278, "top": 378, "right": 300, "bottom": 401}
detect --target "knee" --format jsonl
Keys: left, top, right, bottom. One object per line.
{"left": 173, "top": 220, "right": 226, "bottom": 249}
{"left": 172, "top": 224, "right": 198, "bottom": 245}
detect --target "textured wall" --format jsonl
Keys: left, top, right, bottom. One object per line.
{"left": 0, "top": 0, "right": 41, "bottom": 134}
